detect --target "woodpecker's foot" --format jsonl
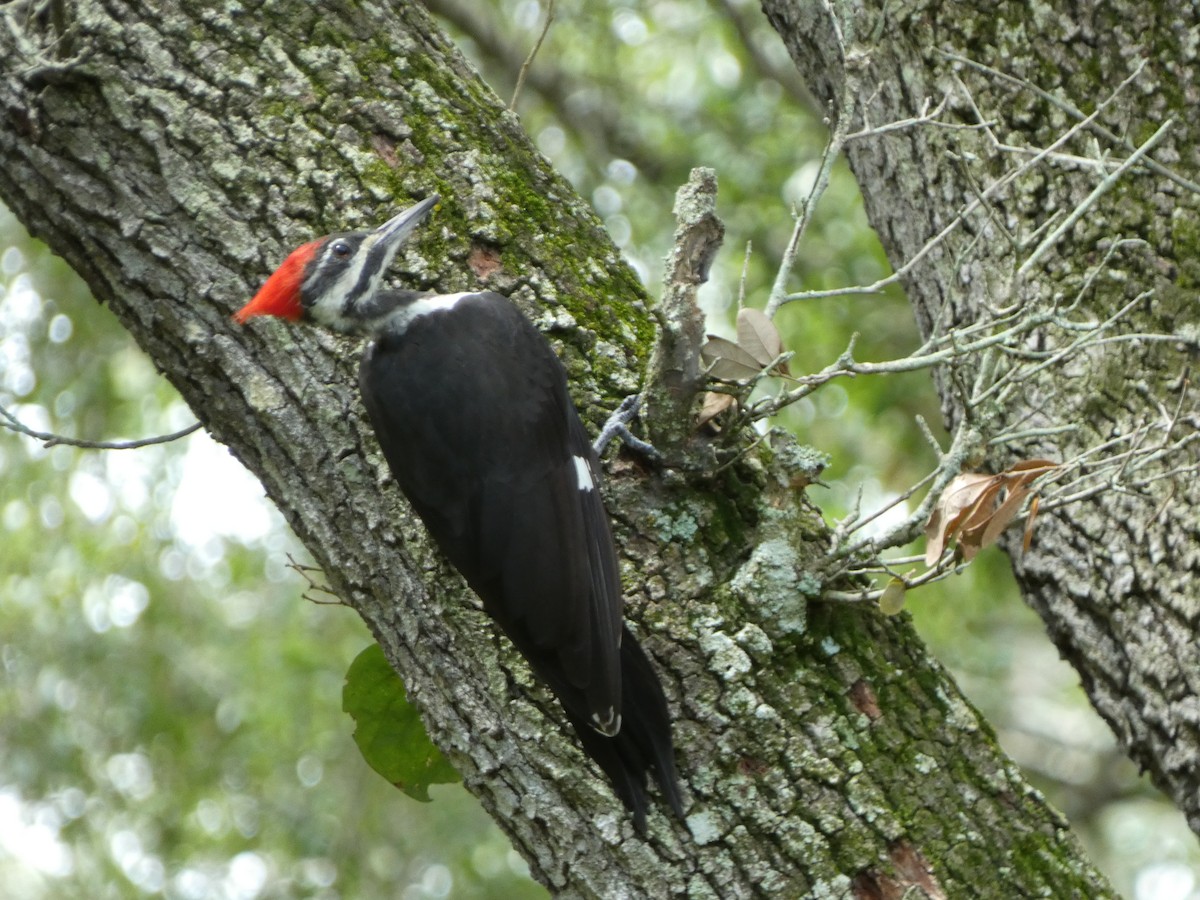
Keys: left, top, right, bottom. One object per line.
{"left": 593, "top": 394, "right": 663, "bottom": 462}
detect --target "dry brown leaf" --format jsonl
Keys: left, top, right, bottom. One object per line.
{"left": 954, "top": 484, "right": 1007, "bottom": 561}
{"left": 737, "top": 307, "right": 793, "bottom": 377}
{"left": 701, "top": 335, "right": 766, "bottom": 381}
{"left": 972, "top": 484, "right": 1031, "bottom": 559}
{"left": 925, "top": 458, "right": 1058, "bottom": 565}
{"left": 1004, "top": 458, "right": 1059, "bottom": 487}
{"left": 957, "top": 479, "right": 1007, "bottom": 534}
{"left": 1022, "top": 494, "right": 1041, "bottom": 553}
{"left": 924, "top": 473, "right": 1000, "bottom": 565}
{"left": 736, "top": 308, "right": 790, "bottom": 373}
{"left": 697, "top": 391, "right": 737, "bottom": 429}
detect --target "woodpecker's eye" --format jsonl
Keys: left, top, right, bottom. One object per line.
{"left": 331, "top": 240, "right": 351, "bottom": 258}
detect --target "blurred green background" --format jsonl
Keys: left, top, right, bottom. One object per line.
{"left": 1, "top": 1, "right": 1195, "bottom": 897}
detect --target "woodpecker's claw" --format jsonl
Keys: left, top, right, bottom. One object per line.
{"left": 593, "top": 393, "right": 663, "bottom": 462}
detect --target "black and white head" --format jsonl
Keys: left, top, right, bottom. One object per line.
{"left": 235, "top": 195, "right": 439, "bottom": 333}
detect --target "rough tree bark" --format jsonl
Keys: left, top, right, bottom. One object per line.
{"left": 761, "top": 0, "right": 1200, "bottom": 842}
{"left": 0, "top": 1, "right": 1119, "bottom": 896}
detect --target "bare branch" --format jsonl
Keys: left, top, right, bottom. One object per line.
{"left": 781, "top": 57, "right": 1150, "bottom": 306}
{"left": 0, "top": 400, "right": 202, "bottom": 449}
{"left": 764, "top": 6, "right": 858, "bottom": 319}
{"left": 642, "top": 168, "right": 725, "bottom": 458}
{"left": 1018, "top": 121, "right": 1173, "bottom": 276}
{"left": 714, "top": 46, "right": 1198, "bottom": 620}
{"left": 844, "top": 94, "right": 995, "bottom": 141}
{"left": 509, "top": 0, "right": 555, "bottom": 110}
{"left": 939, "top": 51, "right": 1200, "bottom": 196}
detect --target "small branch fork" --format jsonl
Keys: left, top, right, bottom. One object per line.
{"left": 713, "top": 37, "right": 1199, "bottom": 599}
{"left": 3, "top": 0, "right": 88, "bottom": 80}
{"left": 287, "top": 553, "right": 345, "bottom": 606}
{"left": 824, "top": 381, "right": 1197, "bottom": 604}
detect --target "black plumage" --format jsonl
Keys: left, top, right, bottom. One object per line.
{"left": 361, "top": 290, "right": 682, "bottom": 828}
{"left": 237, "top": 199, "right": 682, "bottom": 829}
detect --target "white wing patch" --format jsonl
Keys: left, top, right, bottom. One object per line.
{"left": 573, "top": 455, "right": 595, "bottom": 492}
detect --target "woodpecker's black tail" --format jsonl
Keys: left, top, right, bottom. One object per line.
{"left": 566, "top": 626, "right": 684, "bottom": 832}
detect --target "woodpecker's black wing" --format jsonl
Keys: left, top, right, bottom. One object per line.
{"left": 361, "top": 291, "right": 622, "bottom": 724}
{"left": 359, "top": 291, "right": 680, "bottom": 825}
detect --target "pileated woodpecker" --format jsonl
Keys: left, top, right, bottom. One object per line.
{"left": 236, "top": 197, "right": 682, "bottom": 830}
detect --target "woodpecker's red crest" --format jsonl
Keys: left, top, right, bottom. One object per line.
{"left": 234, "top": 239, "right": 320, "bottom": 323}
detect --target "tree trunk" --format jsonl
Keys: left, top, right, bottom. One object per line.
{"left": 762, "top": 0, "right": 1200, "bottom": 837}
{"left": 0, "top": 0, "right": 1117, "bottom": 895}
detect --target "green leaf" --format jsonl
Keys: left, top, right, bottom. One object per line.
{"left": 343, "top": 644, "right": 460, "bottom": 802}
{"left": 879, "top": 578, "right": 908, "bottom": 616}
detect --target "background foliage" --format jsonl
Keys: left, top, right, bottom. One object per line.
{"left": 1, "top": 1, "right": 1195, "bottom": 897}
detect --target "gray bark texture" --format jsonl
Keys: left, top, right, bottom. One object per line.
{"left": 0, "top": 0, "right": 1123, "bottom": 896}
{"left": 762, "top": 0, "right": 1200, "bottom": 838}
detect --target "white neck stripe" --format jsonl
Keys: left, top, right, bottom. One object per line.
{"left": 385, "top": 292, "right": 474, "bottom": 332}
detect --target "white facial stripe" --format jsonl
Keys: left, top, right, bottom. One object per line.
{"left": 309, "top": 231, "right": 419, "bottom": 333}
{"left": 308, "top": 245, "right": 374, "bottom": 328}
{"left": 334, "top": 234, "right": 389, "bottom": 306}
{"left": 573, "top": 455, "right": 595, "bottom": 492}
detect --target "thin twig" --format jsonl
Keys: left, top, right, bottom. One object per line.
{"left": 764, "top": 10, "right": 857, "bottom": 319}
{"left": 1018, "top": 121, "right": 1173, "bottom": 276}
{"left": 837, "top": 466, "right": 941, "bottom": 545}
{"left": 738, "top": 241, "right": 752, "bottom": 310}
{"left": 977, "top": 291, "right": 1152, "bottom": 406}
{"left": 286, "top": 553, "right": 345, "bottom": 606}
{"left": 844, "top": 95, "right": 995, "bottom": 142}
{"left": 830, "top": 483, "right": 865, "bottom": 546}
{"left": 824, "top": 554, "right": 973, "bottom": 603}
{"left": 765, "top": 121, "right": 849, "bottom": 317}
{"left": 510, "top": 0, "right": 556, "bottom": 110}
{"left": 832, "top": 419, "right": 982, "bottom": 562}
{"left": 939, "top": 52, "right": 1200, "bottom": 196}
{"left": 783, "top": 62, "right": 1143, "bottom": 307}
{"left": 0, "top": 400, "right": 202, "bottom": 449}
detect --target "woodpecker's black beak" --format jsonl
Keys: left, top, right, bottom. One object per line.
{"left": 370, "top": 195, "right": 440, "bottom": 252}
